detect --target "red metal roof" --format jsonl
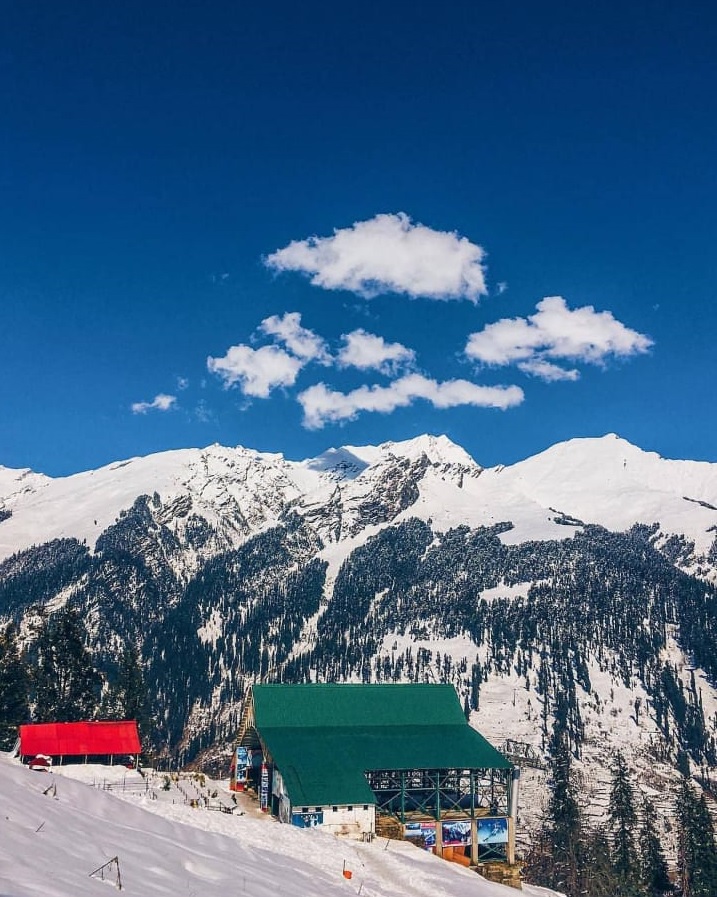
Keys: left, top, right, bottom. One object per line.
{"left": 19, "top": 721, "right": 140, "bottom": 757}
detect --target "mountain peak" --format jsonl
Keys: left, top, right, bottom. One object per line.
{"left": 340, "top": 433, "right": 480, "bottom": 471}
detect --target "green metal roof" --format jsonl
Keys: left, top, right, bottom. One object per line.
{"left": 250, "top": 684, "right": 511, "bottom": 808}
{"left": 253, "top": 683, "right": 468, "bottom": 728}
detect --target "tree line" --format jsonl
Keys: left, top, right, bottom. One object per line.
{"left": 0, "top": 608, "right": 150, "bottom": 751}
{"left": 526, "top": 720, "right": 717, "bottom": 897}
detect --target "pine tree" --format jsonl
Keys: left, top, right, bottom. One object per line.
{"left": 102, "top": 643, "right": 151, "bottom": 745}
{"left": 32, "top": 607, "right": 101, "bottom": 722}
{"left": 608, "top": 750, "right": 642, "bottom": 895}
{"left": 584, "top": 828, "right": 620, "bottom": 897}
{"left": 639, "top": 796, "right": 672, "bottom": 897}
{"left": 676, "top": 777, "right": 717, "bottom": 897}
{"left": 0, "top": 623, "right": 30, "bottom": 749}
{"left": 526, "top": 722, "right": 586, "bottom": 897}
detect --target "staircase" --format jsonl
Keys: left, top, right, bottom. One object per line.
{"left": 235, "top": 689, "right": 259, "bottom": 748}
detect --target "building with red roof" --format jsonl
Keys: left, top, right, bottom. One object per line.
{"left": 18, "top": 721, "right": 140, "bottom": 765}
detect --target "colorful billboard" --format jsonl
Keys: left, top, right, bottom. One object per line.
{"left": 404, "top": 821, "right": 436, "bottom": 849}
{"left": 477, "top": 816, "right": 509, "bottom": 861}
{"left": 442, "top": 820, "right": 471, "bottom": 846}
{"left": 229, "top": 746, "right": 250, "bottom": 791}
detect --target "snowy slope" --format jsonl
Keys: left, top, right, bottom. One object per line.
{"left": 487, "top": 434, "right": 717, "bottom": 554}
{"left": 0, "top": 756, "right": 559, "bottom": 897}
{"left": 0, "top": 446, "right": 320, "bottom": 562}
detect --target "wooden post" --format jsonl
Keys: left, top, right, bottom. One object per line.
{"left": 470, "top": 816, "right": 479, "bottom": 865}
{"left": 434, "top": 816, "right": 443, "bottom": 858}
{"left": 507, "top": 816, "right": 515, "bottom": 865}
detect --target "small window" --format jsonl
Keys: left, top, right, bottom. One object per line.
{"left": 315, "top": 807, "right": 321, "bottom": 813}
{"left": 333, "top": 806, "right": 338, "bottom": 812}
{"left": 302, "top": 807, "right": 309, "bottom": 813}
{"left": 347, "top": 805, "right": 353, "bottom": 811}
{"left": 363, "top": 805, "right": 368, "bottom": 811}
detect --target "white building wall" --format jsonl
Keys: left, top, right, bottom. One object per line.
{"left": 292, "top": 803, "right": 375, "bottom": 839}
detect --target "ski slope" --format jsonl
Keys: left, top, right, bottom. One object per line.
{"left": 0, "top": 755, "right": 560, "bottom": 897}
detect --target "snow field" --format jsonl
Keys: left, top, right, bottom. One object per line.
{"left": 0, "top": 756, "right": 560, "bottom": 897}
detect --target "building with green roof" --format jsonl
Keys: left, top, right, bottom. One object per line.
{"left": 232, "top": 683, "right": 518, "bottom": 864}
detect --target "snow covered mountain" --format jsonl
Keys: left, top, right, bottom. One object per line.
{"left": 1, "top": 432, "right": 715, "bottom": 570}
{"left": 2, "top": 432, "right": 717, "bottom": 863}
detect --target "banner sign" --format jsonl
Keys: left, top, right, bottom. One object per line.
{"left": 442, "top": 820, "right": 471, "bottom": 846}
{"left": 236, "top": 746, "right": 249, "bottom": 766}
{"left": 230, "top": 746, "right": 250, "bottom": 791}
{"left": 404, "top": 822, "right": 436, "bottom": 849}
{"left": 259, "top": 763, "right": 270, "bottom": 811}
{"left": 477, "top": 816, "right": 509, "bottom": 861}
{"left": 291, "top": 811, "right": 324, "bottom": 828}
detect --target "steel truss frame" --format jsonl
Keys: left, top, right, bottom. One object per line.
{"left": 365, "top": 767, "right": 510, "bottom": 822}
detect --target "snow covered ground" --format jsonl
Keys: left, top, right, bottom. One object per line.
{"left": 0, "top": 755, "right": 561, "bottom": 897}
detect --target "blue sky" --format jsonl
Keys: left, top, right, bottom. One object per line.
{"left": 1, "top": 1, "right": 715, "bottom": 476}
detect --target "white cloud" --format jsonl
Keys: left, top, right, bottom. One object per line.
{"left": 259, "top": 312, "right": 329, "bottom": 362}
{"left": 337, "top": 329, "right": 416, "bottom": 374}
{"left": 207, "top": 344, "right": 303, "bottom": 397}
{"left": 298, "top": 373, "right": 523, "bottom": 429}
{"left": 131, "top": 393, "right": 177, "bottom": 414}
{"left": 265, "top": 212, "right": 488, "bottom": 302}
{"left": 207, "top": 313, "right": 328, "bottom": 398}
{"left": 465, "top": 296, "right": 653, "bottom": 380}
{"left": 517, "top": 359, "right": 580, "bottom": 382}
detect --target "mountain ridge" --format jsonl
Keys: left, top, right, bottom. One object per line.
{"left": 2, "top": 433, "right": 716, "bottom": 577}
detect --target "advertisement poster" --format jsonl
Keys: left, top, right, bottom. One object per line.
{"left": 230, "top": 746, "right": 250, "bottom": 791}
{"left": 259, "top": 763, "right": 270, "bottom": 812}
{"left": 477, "top": 817, "right": 509, "bottom": 861}
{"left": 404, "top": 822, "right": 436, "bottom": 849}
{"left": 291, "top": 811, "right": 324, "bottom": 828}
{"left": 442, "top": 820, "right": 472, "bottom": 846}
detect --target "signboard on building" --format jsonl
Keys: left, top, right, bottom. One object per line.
{"left": 477, "top": 816, "right": 509, "bottom": 861}
{"left": 404, "top": 821, "right": 436, "bottom": 849}
{"left": 230, "top": 746, "right": 250, "bottom": 792}
{"left": 291, "top": 811, "right": 324, "bottom": 828}
{"left": 442, "top": 820, "right": 471, "bottom": 846}
{"left": 259, "top": 763, "right": 270, "bottom": 812}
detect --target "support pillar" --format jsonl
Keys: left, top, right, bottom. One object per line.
{"left": 434, "top": 815, "right": 443, "bottom": 857}
{"left": 400, "top": 771, "right": 406, "bottom": 823}
{"left": 434, "top": 773, "right": 443, "bottom": 857}
{"left": 470, "top": 816, "right": 479, "bottom": 865}
{"left": 507, "top": 816, "right": 515, "bottom": 865}
{"left": 507, "top": 767, "right": 520, "bottom": 865}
